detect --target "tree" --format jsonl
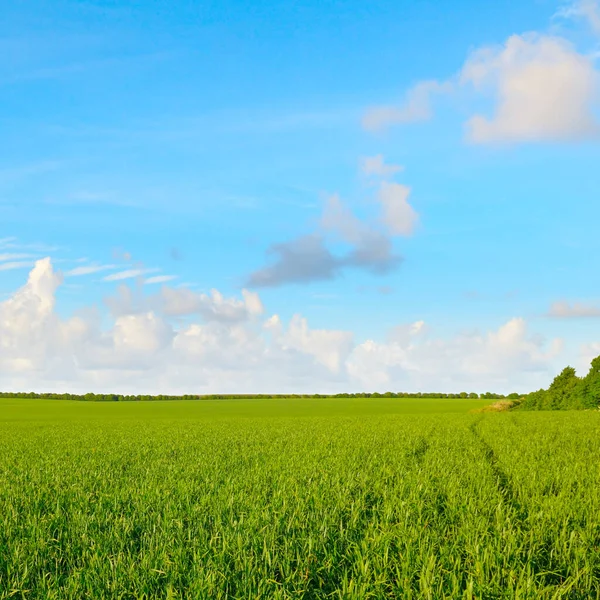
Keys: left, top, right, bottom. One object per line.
{"left": 521, "top": 389, "right": 546, "bottom": 410}
{"left": 547, "top": 366, "right": 581, "bottom": 410}
{"left": 580, "top": 356, "right": 600, "bottom": 409}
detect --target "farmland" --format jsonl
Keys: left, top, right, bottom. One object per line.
{"left": 1, "top": 397, "right": 599, "bottom": 599}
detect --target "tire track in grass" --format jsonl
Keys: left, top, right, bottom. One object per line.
{"left": 470, "top": 418, "right": 600, "bottom": 596}
{"left": 468, "top": 418, "right": 540, "bottom": 595}
{"left": 469, "top": 418, "right": 527, "bottom": 523}
{"left": 404, "top": 436, "right": 429, "bottom": 465}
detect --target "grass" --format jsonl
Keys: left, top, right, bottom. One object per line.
{"left": 1, "top": 397, "right": 599, "bottom": 599}
{"left": 0, "top": 396, "right": 490, "bottom": 422}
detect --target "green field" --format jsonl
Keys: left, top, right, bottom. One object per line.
{"left": 1, "top": 397, "right": 599, "bottom": 599}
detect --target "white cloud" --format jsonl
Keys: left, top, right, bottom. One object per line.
{"left": 556, "top": 0, "right": 600, "bottom": 34}
{"left": 103, "top": 268, "right": 159, "bottom": 282}
{"left": 580, "top": 0, "right": 600, "bottom": 32}
{"left": 145, "top": 275, "right": 178, "bottom": 285}
{"left": 66, "top": 264, "right": 117, "bottom": 277}
{"left": 548, "top": 300, "right": 600, "bottom": 317}
{"left": 0, "top": 253, "right": 36, "bottom": 262}
{"left": 0, "top": 258, "right": 76, "bottom": 373}
{"left": 241, "top": 289, "right": 264, "bottom": 317}
{"left": 361, "top": 155, "right": 403, "bottom": 177}
{"left": 462, "top": 33, "right": 600, "bottom": 143}
{"left": 158, "top": 286, "right": 264, "bottom": 321}
{"left": 363, "top": 25, "right": 600, "bottom": 144}
{"left": 377, "top": 182, "right": 418, "bottom": 236}
{"left": 0, "top": 259, "right": 565, "bottom": 394}
{"left": 362, "top": 80, "right": 451, "bottom": 132}
{"left": 347, "top": 318, "right": 563, "bottom": 391}
{"left": 581, "top": 341, "right": 600, "bottom": 374}
{"left": 1, "top": 258, "right": 61, "bottom": 319}
{"left": 113, "top": 312, "right": 173, "bottom": 354}
{"left": 268, "top": 314, "right": 354, "bottom": 373}
{"left": 103, "top": 285, "right": 140, "bottom": 317}
{"left": 0, "top": 261, "right": 36, "bottom": 271}
{"left": 387, "top": 320, "right": 427, "bottom": 345}
{"left": 0, "top": 239, "right": 58, "bottom": 253}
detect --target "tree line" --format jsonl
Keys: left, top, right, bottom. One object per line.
{"left": 520, "top": 356, "right": 600, "bottom": 410}
{"left": 0, "top": 391, "right": 516, "bottom": 402}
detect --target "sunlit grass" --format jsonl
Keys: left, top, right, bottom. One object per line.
{"left": 1, "top": 398, "right": 599, "bottom": 598}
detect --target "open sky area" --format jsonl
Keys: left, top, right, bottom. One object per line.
{"left": 1, "top": 0, "right": 600, "bottom": 394}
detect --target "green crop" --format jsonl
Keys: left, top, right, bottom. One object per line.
{"left": 1, "top": 398, "right": 599, "bottom": 599}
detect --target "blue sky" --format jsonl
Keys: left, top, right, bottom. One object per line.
{"left": 1, "top": 0, "right": 600, "bottom": 393}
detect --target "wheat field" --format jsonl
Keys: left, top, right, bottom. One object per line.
{"left": 1, "top": 398, "right": 599, "bottom": 599}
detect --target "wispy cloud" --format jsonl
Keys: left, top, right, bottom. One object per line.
{"left": 0, "top": 253, "right": 36, "bottom": 262}
{"left": 66, "top": 264, "right": 118, "bottom": 277}
{"left": 4, "top": 52, "right": 175, "bottom": 85}
{"left": 43, "top": 190, "right": 141, "bottom": 209}
{"left": 0, "top": 239, "right": 59, "bottom": 252}
{"left": 555, "top": 0, "right": 600, "bottom": 34}
{"left": 0, "top": 161, "right": 65, "bottom": 186}
{"left": 145, "top": 275, "right": 178, "bottom": 285}
{"left": 41, "top": 106, "right": 360, "bottom": 146}
{"left": 103, "top": 268, "right": 160, "bottom": 282}
{"left": 0, "top": 261, "right": 35, "bottom": 271}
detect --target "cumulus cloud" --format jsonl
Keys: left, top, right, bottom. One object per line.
{"left": 0, "top": 260, "right": 564, "bottom": 394}
{"left": 362, "top": 80, "right": 451, "bottom": 132}
{"left": 547, "top": 300, "right": 600, "bottom": 317}
{"left": 347, "top": 318, "right": 563, "bottom": 391}
{"left": 363, "top": 26, "right": 600, "bottom": 144}
{"left": 158, "top": 286, "right": 264, "bottom": 321}
{"left": 377, "top": 182, "right": 418, "bottom": 235}
{"left": 462, "top": 33, "right": 600, "bottom": 143}
{"left": 0, "top": 259, "right": 352, "bottom": 392}
{"left": 387, "top": 320, "right": 427, "bottom": 345}
{"left": 104, "top": 285, "right": 141, "bottom": 317}
{"left": 0, "top": 258, "right": 78, "bottom": 373}
{"left": 266, "top": 314, "right": 354, "bottom": 373}
{"left": 2, "top": 258, "right": 61, "bottom": 319}
{"left": 113, "top": 312, "right": 173, "bottom": 354}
